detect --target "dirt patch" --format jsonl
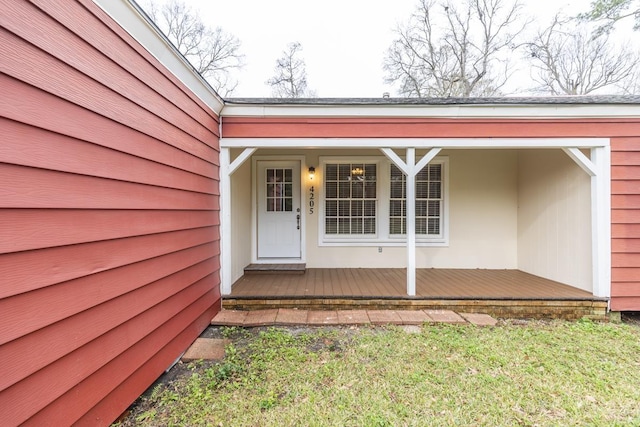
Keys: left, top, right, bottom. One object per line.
{"left": 115, "top": 325, "right": 366, "bottom": 425}
{"left": 622, "top": 311, "right": 640, "bottom": 327}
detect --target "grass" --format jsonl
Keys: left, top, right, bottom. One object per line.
{"left": 116, "top": 318, "right": 640, "bottom": 427}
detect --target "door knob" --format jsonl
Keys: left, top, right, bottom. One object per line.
{"left": 296, "top": 214, "right": 300, "bottom": 230}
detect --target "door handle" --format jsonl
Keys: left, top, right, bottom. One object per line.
{"left": 296, "top": 214, "right": 300, "bottom": 230}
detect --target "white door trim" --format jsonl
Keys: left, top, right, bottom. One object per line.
{"left": 251, "top": 155, "right": 307, "bottom": 264}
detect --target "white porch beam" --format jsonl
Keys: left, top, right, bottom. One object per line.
{"left": 221, "top": 137, "right": 608, "bottom": 149}
{"left": 414, "top": 148, "right": 443, "bottom": 175}
{"left": 229, "top": 147, "right": 257, "bottom": 175}
{"left": 380, "top": 148, "right": 409, "bottom": 174}
{"left": 562, "top": 148, "right": 597, "bottom": 177}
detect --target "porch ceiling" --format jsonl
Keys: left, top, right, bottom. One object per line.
{"left": 229, "top": 268, "right": 596, "bottom": 300}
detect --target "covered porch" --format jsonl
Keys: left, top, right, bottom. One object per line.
{"left": 224, "top": 268, "right": 608, "bottom": 319}
{"left": 219, "top": 133, "right": 612, "bottom": 317}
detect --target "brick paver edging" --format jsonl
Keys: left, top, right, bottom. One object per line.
{"left": 211, "top": 309, "right": 498, "bottom": 327}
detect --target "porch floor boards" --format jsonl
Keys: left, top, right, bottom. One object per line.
{"left": 229, "top": 268, "right": 593, "bottom": 299}
{"left": 225, "top": 269, "right": 608, "bottom": 320}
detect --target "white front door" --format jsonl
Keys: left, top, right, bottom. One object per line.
{"left": 257, "top": 160, "right": 302, "bottom": 259}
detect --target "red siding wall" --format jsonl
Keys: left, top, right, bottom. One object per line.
{"left": 611, "top": 137, "right": 640, "bottom": 311}
{"left": 224, "top": 116, "right": 640, "bottom": 311}
{"left": 221, "top": 116, "right": 640, "bottom": 138}
{"left": 0, "top": 1, "right": 221, "bottom": 425}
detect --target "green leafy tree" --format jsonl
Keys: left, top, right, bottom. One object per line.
{"left": 579, "top": 0, "right": 640, "bottom": 34}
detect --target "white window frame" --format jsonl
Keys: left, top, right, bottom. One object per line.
{"left": 388, "top": 159, "right": 447, "bottom": 243}
{"left": 319, "top": 157, "right": 381, "bottom": 243}
{"left": 318, "top": 156, "right": 449, "bottom": 246}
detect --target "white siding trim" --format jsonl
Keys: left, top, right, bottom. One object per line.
{"left": 220, "top": 148, "right": 232, "bottom": 295}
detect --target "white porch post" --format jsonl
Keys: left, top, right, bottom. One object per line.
{"left": 220, "top": 147, "right": 232, "bottom": 295}
{"left": 380, "top": 147, "right": 441, "bottom": 296}
{"left": 562, "top": 146, "right": 611, "bottom": 299}
{"left": 406, "top": 148, "right": 416, "bottom": 296}
{"left": 591, "top": 146, "right": 612, "bottom": 298}
{"left": 219, "top": 147, "right": 257, "bottom": 295}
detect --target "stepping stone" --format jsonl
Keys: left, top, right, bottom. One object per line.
{"left": 367, "top": 310, "right": 403, "bottom": 325}
{"left": 337, "top": 310, "right": 370, "bottom": 325}
{"left": 424, "top": 310, "right": 466, "bottom": 324}
{"left": 307, "top": 310, "right": 339, "bottom": 325}
{"left": 182, "top": 338, "right": 229, "bottom": 361}
{"left": 400, "top": 325, "right": 422, "bottom": 334}
{"left": 243, "top": 309, "right": 279, "bottom": 326}
{"left": 276, "top": 308, "right": 308, "bottom": 325}
{"left": 396, "top": 310, "right": 431, "bottom": 325}
{"left": 459, "top": 312, "right": 498, "bottom": 327}
{"left": 211, "top": 310, "right": 248, "bottom": 326}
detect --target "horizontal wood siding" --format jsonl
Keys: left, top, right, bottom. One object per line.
{"left": 0, "top": 1, "right": 221, "bottom": 425}
{"left": 611, "top": 136, "right": 640, "bottom": 311}
{"left": 222, "top": 116, "right": 640, "bottom": 139}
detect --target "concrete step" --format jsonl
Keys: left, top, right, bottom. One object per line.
{"left": 243, "top": 263, "right": 306, "bottom": 275}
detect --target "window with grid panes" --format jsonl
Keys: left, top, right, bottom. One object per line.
{"left": 389, "top": 163, "right": 443, "bottom": 236}
{"left": 324, "top": 163, "right": 377, "bottom": 235}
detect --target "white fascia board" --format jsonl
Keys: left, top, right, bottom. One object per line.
{"left": 93, "top": 0, "right": 224, "bottom": 114}
{"left": 220, "top": 137, "right": 609, "bottom": 149}
{"left": 220, "top": 104, "right": 640, "bottom": 119}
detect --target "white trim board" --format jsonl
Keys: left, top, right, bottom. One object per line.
{"left": 221, "top": 104, "right": 640, "bottom": 118}
{"left": 220, "top": 138, "right": 609, "bottom": 149}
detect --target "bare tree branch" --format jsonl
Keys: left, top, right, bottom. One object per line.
{"left": 266, "top": 42, "right": 315, "bottom": 98}
{"left": 383, "top": 0, "right": 528, "bottom": 97}
{"left": 146, "top": 0, "right": 244, "bottom": 96}
{"left": 524, "top": 15, "right": 640, "bottom": 94}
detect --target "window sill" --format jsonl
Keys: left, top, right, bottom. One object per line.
{"left": 319, "top": 239, "right": 448, "bottom": 247}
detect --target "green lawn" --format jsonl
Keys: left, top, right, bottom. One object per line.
{"left": 116, "top": 318, "right": 640, "bottom": 427}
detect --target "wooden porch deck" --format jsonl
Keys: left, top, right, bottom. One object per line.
{"left": 225, "top": 269, "right": 608, "bottom": 320}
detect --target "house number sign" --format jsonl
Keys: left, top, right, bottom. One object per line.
{"left": 309, "top": 186, "right": 315, "bottom": 214}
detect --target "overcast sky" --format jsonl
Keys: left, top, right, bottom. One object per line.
{"left": 177, "top": 0, "right": 596, "bottom": 97}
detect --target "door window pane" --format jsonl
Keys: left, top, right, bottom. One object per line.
{"left": 266, "top": 168, "right": 293, "bottom": 212}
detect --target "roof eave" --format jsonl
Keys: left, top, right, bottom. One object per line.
{"left": 93, "top": 0, "right": 225, "bottom": 114}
